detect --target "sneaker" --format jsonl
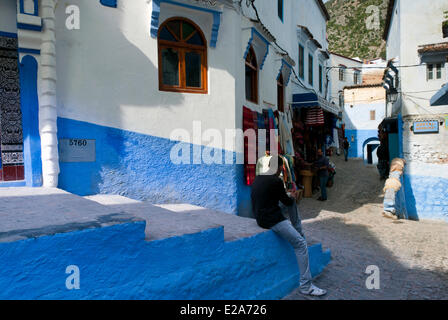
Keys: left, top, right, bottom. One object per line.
{"left": 300, "top": 284, "right": 327, "bottom": 297}
{"left": 382, "top": 211, "right": 395, "bottom": 219}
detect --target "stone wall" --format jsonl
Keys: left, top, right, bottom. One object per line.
{"left": 402, "top": 115, "right": 448, "bottom": 165}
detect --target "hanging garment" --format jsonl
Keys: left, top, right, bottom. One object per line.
{"left": 262, "top": 109, "right": 270, "bottom": 151}
{"left": 278, "top": 114, "right": 287, "bottom": 154}
{"left": 282, "top": 114, "right": 295, "bottom": 156}
{"left": 280, "top": 155, "right": 293, "bottom": 190}
{"left": 243, "top": 106, "right": 257, "bottom": 185}
{"left": 333, "top": 128, "right": 339, "bottom": 150}
{"left": 252, "top": 110, "right": 259, "bottom": 151}
{"left": 284, "top": 155, "right": 296, "bottom": 183}
{"left": 305, "top": 106, "right": 325, "bottom": 126}
{"left": 257, "top": 112, "right": 266, "bottom": 156}
{"left": 268, "top": 109, "right": 281, "bottom": 154}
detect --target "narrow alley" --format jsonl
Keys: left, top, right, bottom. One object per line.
{"left": 286, "top": 155, "right": 448, "bottom": 300}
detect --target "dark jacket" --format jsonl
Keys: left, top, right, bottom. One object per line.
{"left": 313, "top": 156, "right": 330, "bottom": 177}
{"left": 377, "top": 144, "right": 389, "bottom": 161}
{"left": 251, "top": 174, "right": 294, "bottom": 229}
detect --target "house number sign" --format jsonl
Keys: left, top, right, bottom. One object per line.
{"left": 59, "top": 139, "right": 96, "bottom": 162}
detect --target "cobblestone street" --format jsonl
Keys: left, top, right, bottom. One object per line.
{"left": 285, "top": 156, "right": 448, "bottom": 300}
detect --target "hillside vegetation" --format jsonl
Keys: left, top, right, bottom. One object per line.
{"left": 326, "top": 0, "right": 388, "bottom": 60}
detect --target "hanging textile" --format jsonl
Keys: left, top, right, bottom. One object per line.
{"left": 257, "top": 112, "right": 266, "bottom": 156}
{"left": 305, "top": 106, "right": 325, "bottom": 126}
{"left": 243, "top": 106, "right": 257, "bottom": 185}
{"left": 283, "top": 154, "right": 296, "bottom": 185}
{"left": 273, "top": 111, "right": 283, "bottom": 154}
{"left": 279, "top": 113, "right": 295, "bottom": 156}
{"left": 280, "top": 155, "right": 294, "bottom": 190}
{"left": 268, "top": 109, "right": 281, "bottom": 154}
{"left": 262, "top": 109, "right": 270, "bottom": 151}
{"left": 332, "top": 128, "right": 339, "bottom": 149}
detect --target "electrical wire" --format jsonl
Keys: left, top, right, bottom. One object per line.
{"left": 248, "top": 0, "right": 321, "bottom": 97}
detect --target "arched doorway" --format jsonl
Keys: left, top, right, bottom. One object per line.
{"left": 363, "top": 137, "right": 380, "bottom": 165}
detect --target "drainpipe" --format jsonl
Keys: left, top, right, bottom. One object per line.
{"left": 38, "top": 0, "right": 59, "bottom": 187}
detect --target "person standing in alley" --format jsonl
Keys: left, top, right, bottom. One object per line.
{"left": 377, "top": 142, "right": 390, "bottom": 180}
{"left": 313, "top": 149, "right": 330, "bottom": 201}
{"left": 251, "top": 156, "right": 327, "bottom": 297}
{"left": 343, "top": 137, "right": 350, "bottom": 162}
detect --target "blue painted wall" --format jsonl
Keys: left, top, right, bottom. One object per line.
{"left": 57, "top": 118, "right": 251, "bottom": 215}
{"left": 19, "top": 55, "right": 42, "bottom": 187}
{"left": 344, "top": 129, "right": 378, "bottom": 159}
{"left": 403, "top": 174, "right": 448, "bottom": 222}
{"left": 0, "top": 221, "right": 331, "bottom": 299}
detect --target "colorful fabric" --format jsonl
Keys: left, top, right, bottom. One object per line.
{"left": 263, "top": 109, "right": 271, "bottom": 151}
{"left": 243, "top": 106, "right": 257, "bottom": 185}
{"left": 305, "top": 106, "right": 325, "bottom": 126}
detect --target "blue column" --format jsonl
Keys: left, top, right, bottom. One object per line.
{"left": 19, "top": 55, "right": 42, "bottom": 187}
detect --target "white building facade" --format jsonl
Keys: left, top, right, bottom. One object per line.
{"left": 329, "top": 52, "right": 363, "bottom": 109}
{"left": 384, "top": 0, "right": 448, "bottom": 221}
{"left": 343, "top": 84, "right": 386, "bottom": 163}
{"left": 0, "top": 0, "right": 332, "bottom": 217}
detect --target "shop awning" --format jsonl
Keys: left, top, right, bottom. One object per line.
{"left": 430, "top": 83, "right": 448, "bottom": 106}
{"left": 292, "top": 93, "right": 340, "bottom": 115}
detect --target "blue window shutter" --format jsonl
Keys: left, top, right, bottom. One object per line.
{"left": 100, "top": 0, "right": 117, "bottom": 8}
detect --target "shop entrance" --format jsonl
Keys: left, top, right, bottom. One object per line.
{"left": 0, "top": 36, "right": 24, "bottom": 182}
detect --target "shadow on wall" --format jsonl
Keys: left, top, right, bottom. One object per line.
{"left": 402, "top": 174, "right": 418, "bottom": 221}
{"left": 297, "top": 216, "right": 448, "bottom": 299}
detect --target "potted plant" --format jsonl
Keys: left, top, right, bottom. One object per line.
{"left": 443, "top": 12, "right": 448, "bottom": 38}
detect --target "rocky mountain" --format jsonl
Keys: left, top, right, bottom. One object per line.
{"left": 325, "top": 0, "right": 388, "bottom": 60}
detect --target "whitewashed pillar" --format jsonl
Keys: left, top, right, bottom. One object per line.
{"left": 38, "top": 0, "right": 59, "bottom": 187}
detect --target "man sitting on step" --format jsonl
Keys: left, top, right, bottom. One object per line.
{"left": 251, "top": 155, "right": 327, "bottom": 297}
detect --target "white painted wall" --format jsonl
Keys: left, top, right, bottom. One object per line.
{"left": 343, "top": 87, "right": 386, "bottom": 131}
{"left": 293, "top": 0, "right": 329, "bottom": 99}
{"left": 385, "top": 0, "right": 448, "bottom": 166}
{"left": 398, "top": 0, "right": 448, "bottom": 116}
{"left": 329, "top": 53, "right": 363, "bottom": 106}
{"left": 235, "top": 0, "right": 330, "bottom": 132}
{"left": 0, "top": 0, "right": 18, "bottom": 34}
{"left": 50, "top": 0, "right": 329, "bottom": 154}
{"left": 55, "top": 0, "right": 238, "bottom": 151}
{"left": 385, "top": 0, "right": 401, "bottom": 62}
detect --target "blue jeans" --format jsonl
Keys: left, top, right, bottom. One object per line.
{"left": 343, "top": 149, "right": 348, "bottom": 161}
{"left": 319, "top": 175, "right": 328, "bottom": 200}
{"left": 279, "top": 201, "right": 303, "bottom": 236}
{"left": 383, "top": 188, "right": 396, "bottom": 214}
{"left": 272, "top": 203, "right": 312, "bottom": 291}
